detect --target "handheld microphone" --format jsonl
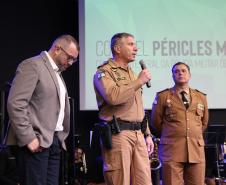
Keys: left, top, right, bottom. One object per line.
{"left": 139, "top": 60, "right": 151, "bottom": 88}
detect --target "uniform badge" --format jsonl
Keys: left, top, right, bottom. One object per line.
{"left": 166, "top": 99, "right": 171, "bottom": 107}
{"left": 197, "top": 103, "right": 204, "bottom": 110}
{"left": 166, "top": 99, "right": 171, "bottom": 103}
{"left": 97, "top": 72, "right": 105, "bottom": 79}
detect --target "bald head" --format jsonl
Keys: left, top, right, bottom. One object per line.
{"left": 51, "top": 34, "right": 79, "bottom": 51}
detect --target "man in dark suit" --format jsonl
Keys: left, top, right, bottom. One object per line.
{"left": 7, "top": 34, "right": 79, "bottom": 185}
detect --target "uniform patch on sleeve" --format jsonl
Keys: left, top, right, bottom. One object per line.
{"left": 97, "top": 72, "right": 105, "bottom": 79}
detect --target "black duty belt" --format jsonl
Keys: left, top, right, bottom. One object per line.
{"left": 117, "top": 121, "right": 142, "bottom": 131}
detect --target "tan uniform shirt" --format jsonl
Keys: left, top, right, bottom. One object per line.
{"left": 93, "top": 59, "right": 144, "bottom": 122}
{"left": 151, "top": 88, "right": 209, "bottom": 163}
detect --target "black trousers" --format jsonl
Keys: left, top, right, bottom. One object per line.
{"left": 17, "top": 135, "right": 61, "bottom": 185}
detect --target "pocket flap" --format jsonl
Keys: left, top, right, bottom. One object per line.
{"left": 198, "top": 139, "right": 205, "bottom": 146}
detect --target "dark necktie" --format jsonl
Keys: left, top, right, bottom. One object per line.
{"left": 180, "top": 91, "right": 189, "bottom": 109}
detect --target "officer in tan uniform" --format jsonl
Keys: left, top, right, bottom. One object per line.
{"left": 93, "top": 32, "right": 154, "bottom": 185}
{"left": 151, "top": 62, "right": 209, "bottom": 185}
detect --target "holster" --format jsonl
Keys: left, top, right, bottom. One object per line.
{"left": 110, "top": 115, "right": 121, "bottom": 134}
{"left": 141, "top": 113, "right": 148, "bottom": 134}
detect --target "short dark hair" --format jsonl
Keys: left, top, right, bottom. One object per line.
{"left": 171, "top": 62, "right": 190, "bottom": 73}
{"left": 110, "top": 32, "right": 134, "bottom": 56}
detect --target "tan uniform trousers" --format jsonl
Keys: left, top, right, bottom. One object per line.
{"left": 162, "top": 161, "right": 205, "bottom": 185}
{"left": 102, "top": 130, "right": 152, "bottom": 185}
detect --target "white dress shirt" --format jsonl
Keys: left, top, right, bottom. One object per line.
{"left": 45, "top": 51, "right": 66, "bottom": 131}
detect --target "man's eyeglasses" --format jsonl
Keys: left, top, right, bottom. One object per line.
{"left": 59, "top": 46, "right": 77, "bottom": 64}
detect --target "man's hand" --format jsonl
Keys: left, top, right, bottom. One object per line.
{"left": 27, "top": 138, "right": 42, "bottom": 153}
{"left": 138, "top": 69, "right": 151, "bottom": 85}
{"left": 145, "top": 136, "right": 154, "bottom": 156}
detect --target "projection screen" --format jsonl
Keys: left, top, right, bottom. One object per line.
{"left": 79, "top": 0, "right": 226, "bottom": 110}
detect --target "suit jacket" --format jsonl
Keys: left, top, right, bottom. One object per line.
{"left": 151, "top": 88, "right": 209, "bottom": 163}
{"left": 7, "top": 51, "right": 70, "bottom": 150}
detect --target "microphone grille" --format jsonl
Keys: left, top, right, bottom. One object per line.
{"left": 139, "top": 60, "right": 144, "bottom": 65}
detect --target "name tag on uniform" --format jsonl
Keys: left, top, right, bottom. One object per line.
{"left": 117, "top": 77, "right": 126, "bottom": 81}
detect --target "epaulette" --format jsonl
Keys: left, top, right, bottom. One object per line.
{"left": 195, "top": 89, "right": 207, "bottom": 96}
{"left": 157, "top": 88, "right": 169, "bottom": 94}
{"left": 153, "top": 88, "right": 169, "bottom": 105}
{"left": 97, "top": 60, "right": 109, "bottom": 69}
